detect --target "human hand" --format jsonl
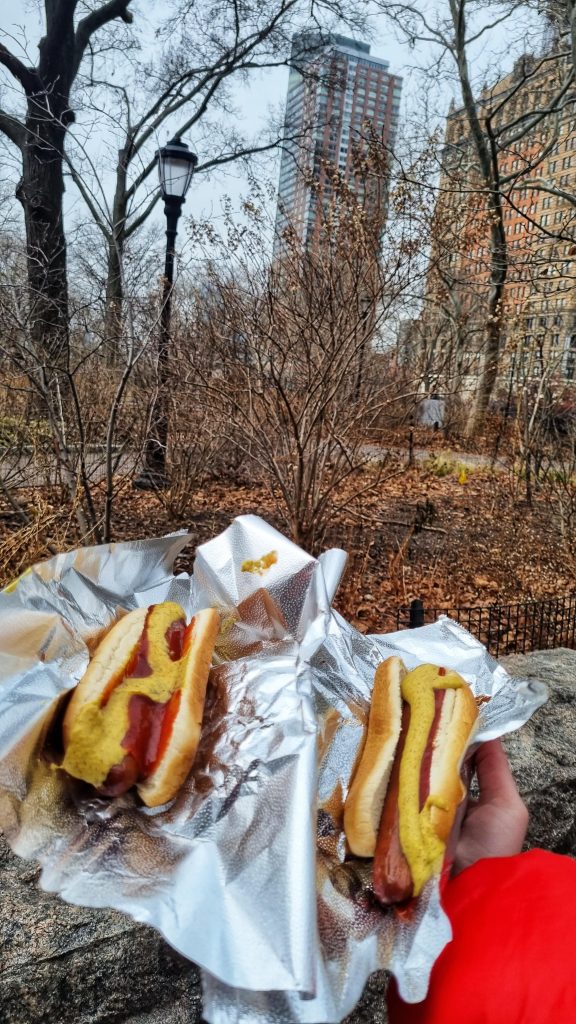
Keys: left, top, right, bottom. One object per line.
{"left": 453, "top": 738, "right": 529, "bottom": 875}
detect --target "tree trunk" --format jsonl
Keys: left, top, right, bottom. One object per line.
{"left": 104, "top": 233, "right": 125, "bottom": 366}
{"left": 448, "top": 0, "right": 508, "bottom": 437}
{"left": 17, "top": 112, "right": 69, "bottom": 373}
{"left": 465, "top": 311, "right": 501, "bottom": 436}
{"left": 15, "top": 7, "right": 78, "bottom": 377}
{"left": 103, "top": 151, "right": 130, "bottom": 365}
{"left": 465, "top": 196, "right": 507, "bottom": 437}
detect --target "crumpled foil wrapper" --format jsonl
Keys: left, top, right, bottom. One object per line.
{"left": 0, "top": 515, "right": 547, "bottom": 1023}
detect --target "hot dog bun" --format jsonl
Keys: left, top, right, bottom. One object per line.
{"left": 61, "top": 603, "right": 220, "bottom": 807}
{"left": 344, "top": 659, "right": 479, "bottom": 902}
{"left": 63, "top": 606, "right": 149, "bottom": 748}
{"left": 343, "top": 656, "right": 405, "bottom": 856}
{"left": 137, "top": 608, "right": 220, "bottom": 806}
{"left": 427, "top": 683, "right": 479, "bottom": 844}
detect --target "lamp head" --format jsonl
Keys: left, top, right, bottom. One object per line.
{"left": 157, "top": 137, "right": 198, "bottom": 201}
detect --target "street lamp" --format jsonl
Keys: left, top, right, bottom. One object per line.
{"left": 133, "top": 137, "right": 198, "bottom": 490}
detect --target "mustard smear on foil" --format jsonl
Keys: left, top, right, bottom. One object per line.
{"left": 241, "top": 551, "right": 278, "bottom": 575}
{"left": 3, "top": 566, "right": 33, "bottom": 594}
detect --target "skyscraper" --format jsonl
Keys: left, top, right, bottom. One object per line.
{"left": 275, "top": 32, "right": 402, "bottom": 250}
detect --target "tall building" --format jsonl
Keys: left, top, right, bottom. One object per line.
{"left": 275, "top": 32, "right": 402, "bottom": 250}
{"left": 422, "top": 47, "right": 576, "bottom": 390}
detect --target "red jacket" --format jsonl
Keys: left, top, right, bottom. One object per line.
{"left": 387, "top": 851, "right": 576, "bottom": 1024}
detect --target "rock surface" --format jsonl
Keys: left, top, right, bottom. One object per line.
{"left": 501, "top": 649, "right": 576, "bottom": 855}
{"left": 0, "top": 835, "right": 203, "bottom": 1024}
{"left": 1, "top": 648, "right": 574, "bottom": 1024}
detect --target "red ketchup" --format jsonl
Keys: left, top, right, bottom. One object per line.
{"left": 99, "top": 610, "right": 190, "bottom": 793}
{"left": 419, "top": 689, "right": 445, "bottom": 810}
{"left": 165, "top": 619, "right": 186, "bottom": 661}
{"left": 100, "top": 607, "right": 155, "bottom": 707}
{"left": 121, "top": 689, "right": 181, "bottom": 778}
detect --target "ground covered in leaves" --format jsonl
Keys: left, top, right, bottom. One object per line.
{"left": 2, "top": 437, "right": 574, "bottom": 637}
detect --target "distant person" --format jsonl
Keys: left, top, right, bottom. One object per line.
{"left": 387, "top": 740, "right": 576, "bottom": 1023}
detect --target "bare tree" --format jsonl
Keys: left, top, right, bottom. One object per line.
{"left": 70, "top": 14, "right": 376, "bottom": 360}
{"left": 0, "top": 0, "right": 135, "bottom": 374}
{"left": 0, "top": 225, "right": 163, "bottom": 546}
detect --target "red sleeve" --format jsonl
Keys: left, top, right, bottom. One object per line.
{"left": 387, "top": 850, "right": 576, "bottom": 1024}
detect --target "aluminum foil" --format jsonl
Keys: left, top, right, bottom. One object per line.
{"left": 0, "top": 515, "right": 547, "bottom": 1023}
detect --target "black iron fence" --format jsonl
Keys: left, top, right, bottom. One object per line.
{"left": 395, "top": 595, "right": 576, "bottom": 657}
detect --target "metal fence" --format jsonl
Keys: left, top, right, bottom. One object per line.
{"left": 395, "top": 595, "right": 576, "bottom": 657}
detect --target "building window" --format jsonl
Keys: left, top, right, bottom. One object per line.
{"left": 566, "top": 336, "right": 576, "bottom": 379}
{"left": 563, "top": 155, "right": 573, "bottom": 169}
{"left": 542, "top": 196, "right": 552, "bottom": 209}
{"left": 548, "top": 160, "right": 558, "bottom": 173}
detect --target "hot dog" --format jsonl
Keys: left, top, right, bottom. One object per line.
{"left": 61, "top": 601, "right": 220, "bottom": 807}
{"left": 344, "top": 657, "right": 478, "bottom": 904}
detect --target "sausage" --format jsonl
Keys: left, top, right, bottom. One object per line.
{"left": 98, "top": 754, "right": 139, "bottom": 797}
{"left": 373, "top": 689, "right": 447, "bottom": 904}
{"left": 373, "top": 703, "right": 412, "bottom": 903}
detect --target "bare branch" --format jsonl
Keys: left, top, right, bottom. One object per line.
{"left": 125, "top": 189, "right": 161, "bottom": 238}
{"left": 0, "top": 41, "right": 37, "bottom": 92}
{"left": 0, "top": 108, "right": 25, "bottom": 149}
{"left": 74, "top": 0, "right": 134, "bottom": 77}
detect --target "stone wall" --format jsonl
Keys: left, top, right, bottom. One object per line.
{"left": 1, "top": 649, "right": 574, "bottom": 1024}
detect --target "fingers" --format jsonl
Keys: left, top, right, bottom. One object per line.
{"left": 474, "top": 738, "right": 529, "bottom": 847}
{"left": 474, "top": 738, "right": 523, "bottom": 806}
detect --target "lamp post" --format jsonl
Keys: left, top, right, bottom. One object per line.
{"left": 134, "top": 137, "right": 198, "bottom": 490}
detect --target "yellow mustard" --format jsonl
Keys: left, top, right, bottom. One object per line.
{"left": 62, "top": 602, "right": 187, "bottom": 787}
{"left": 398, "top": 664, "right": 464, "bottom": 897}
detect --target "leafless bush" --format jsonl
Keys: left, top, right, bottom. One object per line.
{"left": 532, "top": 397, "right": 576, "bottom": 553}
{"left": 176, "top": 174, "right": 420, "bottom": 548}
{"left": 154, "top": 399, "right": 232, "bottom": 520}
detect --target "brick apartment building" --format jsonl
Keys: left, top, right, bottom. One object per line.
{"left": 417, "top": 46, "right": 576, "bottom": 395}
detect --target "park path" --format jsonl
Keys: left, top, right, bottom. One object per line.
{"left": 361, "top": 443, "right": 509, "bottom": 471}
{"left": 1, "top": 447, "right": 139, "bottom": 490}
{"left": 1, "top": 443, "right": 508, "bottom": 491}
